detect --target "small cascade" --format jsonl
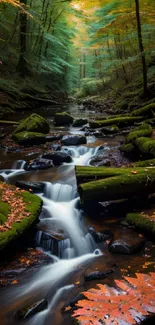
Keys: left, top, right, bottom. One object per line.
{"left": 12, "top": 160, "right": 26, "bottom": 170}
{"left": 61, "top": 145, "right": 100, "bottom": 166}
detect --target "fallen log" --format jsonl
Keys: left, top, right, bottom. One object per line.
{"left": 77, "top": 167, "right": 155, "bottom": 203}
{"left": 75, "top": 166, "right": 128, "bottom": 184}
{"left": 89, "top": 116, "right": 143, "bottom": 129}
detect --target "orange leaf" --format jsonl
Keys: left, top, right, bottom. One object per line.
{"left": 12, "top": 280, "right": 18, "bottom": 285}
{"left": 131, "top": 170, "right": 138, "bottom": 174}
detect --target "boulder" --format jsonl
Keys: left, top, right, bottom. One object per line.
{"left": 13, "top": 113, "right": 50, "bottom": 134}
{"left": 101, "top": 125, "right": 119, "bottom": 134}
{"left": 73, "top": 118, "right": 88, "bottom": 127}
{"left": 88, "top": 227, "right": 113, "bottom": 243}
{"left": 54, "top": 112, "right": 74, "bottom": 126}
{"left": 12, "top": 131, "right": 46, "bottom": 146}
{"left": 25, "top": 158, "right": 54, "bottom": 171}
{"left": 109, "top": 229, "right": 145, "bottom": 254}
{"left": 45, "top": 134, "right": 62, "bottom": 142}
{"left": 16, "top": 181, "right": 45, "bottom": 193}
{"left": 14, "top": 299, "right": 48, "bottom": 320}
{"left": 61, "top": 135, "right": 87, "bottom": 146}
{"left": 90, "top": 156, "right": 111, "bottom": 167}
{"left": 42, "top": 151, "right": 72, "bottom": 165}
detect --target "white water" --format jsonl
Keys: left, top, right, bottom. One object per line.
{"left": 0, "top": 144, "right": 103, "bottom": 325}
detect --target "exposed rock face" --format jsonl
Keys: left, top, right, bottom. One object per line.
{"left": 54, "top": 112, "right": 74, "bottom": 126}
{"left": 61, "top": 135, "right": 87, "bottom": 146}
{"left": 42, "top": 151, "right": 72, "bottom": 165}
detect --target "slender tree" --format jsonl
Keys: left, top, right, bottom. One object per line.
{"left": 135, "top": 0, "right": 148, "bottom": 96}
{"left": 17, "top": 0, "right": 28, "bottom": 75}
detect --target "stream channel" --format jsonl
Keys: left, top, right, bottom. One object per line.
{"left": 0, "top": 104, "right": 155, "bottom": 325}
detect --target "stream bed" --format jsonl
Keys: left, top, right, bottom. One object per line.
{"left": 0, "top": 104, "right": 155, "bottom": 325}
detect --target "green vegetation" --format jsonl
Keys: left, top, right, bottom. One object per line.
{"left": 0, "top": 183, "right": 42, "bottom": 251}
{"left": 13, "top": 114, "right": 50, "bottom": 134}
{"left": 89, "top": 116, "right": 143, "bottom": 129}
{"left": 54, "top": 112, "right": 74, "bottom": 126}
{"left": 126, "top": 213, "right": 155, "bottom": 236}
{"left": 131, "top": 159, "right": 155, "bottom": 167}
{"left": 132, "top": 104, "right": 155, "bottom": 117}
{"left": 135, "top": 137, "right": 155, "bottom": 158}
{"left": 126, "top": 124, "right": 152, "bottom": 143}
{"left": 119, "top": 143, "right": 137, "bottom": 158}
{"left": 12, "top": 131, "right": 46, "bottom": 145}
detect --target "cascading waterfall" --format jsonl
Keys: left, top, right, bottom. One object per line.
{"left": 0, "top": 143, "right": 103, "bottom": 325}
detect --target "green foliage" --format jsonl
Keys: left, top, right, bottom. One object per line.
{"left": 13, "top": 113, "right": 50, "bottom": 134}
{"left": 126, "top": 213, "right": 155, "bottom": 235}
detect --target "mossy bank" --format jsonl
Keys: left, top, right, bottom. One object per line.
{"left": 0, "top": 182, "right": 42, "bottom": 251}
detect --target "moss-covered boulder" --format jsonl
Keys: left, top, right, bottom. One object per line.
{"left": 72, "top": 118, "right": 88, "bottom": 127}
{"left": 126, "top": 213, "right": 155, "bottom": 236}
{"left": 12, "top": 131, "right": 46, "bottom": 145}
{"left": 101, "top": 125, "right": 119, "bottom": 134}
{"left": 126, "top": 124, "right": 152, "bottom": 144}
{"left": 89, "top": 116, "right": 143, "bottom": 129}
{"left": 54, "top": 112, "right": 74, "bottom": 126}
{"left": 119, "top": 143, "right": 137, "bottom": 158}
{"left": 0, "top": 182, "right": 42, "bottom": 251}
{"left": 135, "top": 137, "right": 155, "bottom": 158}
{"left": 132, "top": 103, "right": 155, "bottom": 118}
{"left": 13, "top": 113, "right": 50, "bottom": 134}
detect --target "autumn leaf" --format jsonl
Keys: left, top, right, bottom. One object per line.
{"left": 12, "top": 280, "right": 18, "bottom": 285}
{"left": 72, "top": 272, "right": 155, "bottom": 325}
{"left": 131, "top": 170, "right": 138, "bottom": 174}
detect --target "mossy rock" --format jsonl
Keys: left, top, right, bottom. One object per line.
{"left": 131, "top": 158, "right": 155, "bottom": 167}
{"left": 0, "top": 202, "right": 10, "bottom": 216}
{"left": 54, "top": 112, "right": 74, "bottom": 126}
{"left": 119, "top": 143, "right": 136, "bottom": 158}
{"left": 135, "top": 137, "right": 155, "bottom": 158}
{"left": 0, "top": 184, "right": 42, "bottom": 251}
{"left": 89, "top": 116, "right": 143, "bottom": 129}
{"left": 126, "top": 213, "right": 155, "bottom": 236}
{"left": 126, "top": 124, "right": 152, "bottom": 144}
{"left": 13, "top": 113, "right": 50, "bottom": 134}
{"left": 132, "top": 103, "right": 155, "bottom": 118}
{"left": 12, "top": 131, "right": 46, "bottom": 146}
{"left": 101, "top": 125, "right": 119, "bottom": 134}
{"left": 72, "top": 118, "right": 88, "bottom": 127}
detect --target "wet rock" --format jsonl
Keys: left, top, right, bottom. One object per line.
{"left": 85, "top": 269, "right": 114, "bottom": 281}
{"left": 73, "top": 118, "right": 88, "bottom": 127}
{"left": 0, "top": 268, "right": 26, "bottom": 278}
{"left": 25, "top": 158, "right": 54, "bottom": 171}
{"left": 61, "top": 135, "right": 87, "bottom": 146}
{"left": 101, "top": 125, "right": 119, "bottom": 134}
{"left": 109, "top": 230, "right": 145, "bottom": 254}
{"left": 88, "top": 227, "right": 113, "bottom": 243}
{"left": 42, "top": 151, "right": 72, "bottom": 165}
{"left": 45, "top": 135, "right": 62, "bottom": 142}
{"left": 14, "top": 299, "right": 48, "bottom": 320}
{"left": 16, "top": 181, "right": 45, "bottom": 193}
{"left": 50, "top": 144, "right": 61, "bottom": 151}
{"left": 54, "top": 112, "right": 74, "bottom": 126}
{"left": 12, "top": 131, "right": 46, "bottom": 146}
{"left": 90, "top": 156, "right": 111, "bottom": 167}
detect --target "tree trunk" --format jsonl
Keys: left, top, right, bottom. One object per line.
{"left": 17, "top": 0, "right": 28, "bottom": 75}
{"left": 135, "top": 0, "right": 148, "bottom": 96}
{"left": 77, "top": 167, "right": 155, "bottom": 203}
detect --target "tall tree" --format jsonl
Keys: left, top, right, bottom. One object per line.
{"left": 135, "top": 0, "right": 148, "bottom": 96}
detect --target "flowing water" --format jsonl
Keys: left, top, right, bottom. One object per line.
{"left": 0, "top": 140, "right": 103, "bottom": 325}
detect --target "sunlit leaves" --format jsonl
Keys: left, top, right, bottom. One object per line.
{"left": 72, "top": 272, "right": 155, "bottom": 325}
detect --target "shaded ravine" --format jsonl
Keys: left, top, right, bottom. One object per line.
{"left": 0, "top": 145, "right": 103, "bottom": 325}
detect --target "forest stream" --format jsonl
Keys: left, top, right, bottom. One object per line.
{"left": 0, "top": 105, "right": 155, "bottom": 325}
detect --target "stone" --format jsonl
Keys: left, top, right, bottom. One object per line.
{"left": 14, "top": 299, "right": 48, "bottom": 320}
{"left": 13, "top": 113, "right": 50, "bottom": 134}
{"left": 16, "top": 181, "right": 45, "bottom": 193}
{"left": 54, "top": 112, "right": 74, "bottom": 126}
{"left": 45, "top": 135, "right": 62, "bottom": 142}
{"left": 109, "top": 229, "right": 145, "bottom": 254}
{"left": 61, "top": 135, "right": 87, "bottom": 146}
{"left": 12, "top": 131, "right": 46, "bottom": 146}
{"left": 73, "top": 118, "right": 88, "bottom": 127}
{"left": 25, "top": 158, "right": 54, "bottom": 171}
{"left": 88, "top": 227, "right": 113, "bottom": 243}
{"left": 42, "top": 151, "right": 72, "bottom": 165}
{"left": 84, "top": 269, "right": 114, "bottom": 281}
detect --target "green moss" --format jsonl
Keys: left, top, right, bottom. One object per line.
{"left": 0, "top": 107, "right": 14, "bottom": 119}
{"left": 126, "top": 213, "right": 155, "bottom": 236}
{"left": 13, "top": 113, "right": 50, "bottom": 134}
{"left": 0, "top": 202, "right": 10, "bottom": 216}
{"left": 0, "top": 120, "right": 19, "bottom": 125}
{"left": 119, "top": 143, "right": 136, "bottom": 158}
{"left": 54, "top": 112, "right": 74, "bottom": 126}
{"left": 12, "top": 131, "right": 46, "bottom": 145}
{"left": 126, "top": 125, "right": 152, "bottom": 143}
{"left": 0, "top": 213, "right": 7, "bottom": 225}
{"left": 135, "top": 137, "right": 155, "bottom": 158}
{"left": 73, "top": 118, "right": 88, "bottom": 127}
{"left": 0, "top": 188, "right": 42, "bottom": 251}
{"left": 132, "top": 103, "right": 155, "bottom": 117}
{"left": 101, "top": 125, "right": 119, "bottom": 134}
{"left": 89, "top": 116, "right": 143, "bottom": 128}
{"left": 131, "top": 159, "right": 155, "bottom": 167}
